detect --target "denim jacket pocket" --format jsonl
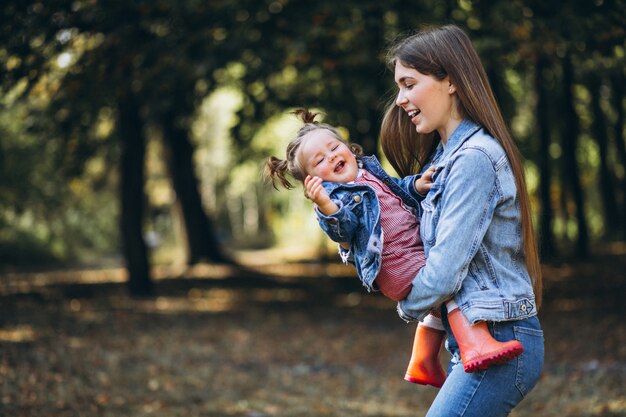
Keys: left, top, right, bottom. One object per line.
{"left": 420, "top": 184, "right": 443, "bottom": 245}
{"left": 467, "top": 261, "right": 489, "bottom": 290}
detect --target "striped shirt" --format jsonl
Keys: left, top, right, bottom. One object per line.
{"left": 354, "top": 169, "right": 426, "bottom": 301}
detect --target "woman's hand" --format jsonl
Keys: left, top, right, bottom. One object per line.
{"left": 415, "top": 165, "right": 437, "bottom": 195}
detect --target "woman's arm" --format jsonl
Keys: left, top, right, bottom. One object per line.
{"left": 388, "top": 165, "right": 437, "bottom": 202}
{"left": 398, "top": 149, "right": 499, "bottom": 321}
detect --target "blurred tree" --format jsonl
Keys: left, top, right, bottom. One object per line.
{"left": 231, "top": 1, "right": 409, "bottom": 155}
{"left": 610, "top": 73, "right": 626, "bottom": 239}
{"left": 0, "top": 2, "right": 121, "bottom": 266}
{"left": 117, "top": 90, "right": 153, "bottom": 295}
{"left": 588, "top": 73, "right": 620, "bottom": 237}
{"left": 533, "top": 46, "right": 557, "bottom": 260}
{"left": 1, "top": 0, "right": 625, "bottom": 284}
{"left": 515, "top": 0, "right": 625, "bottom": 256}
{"left": 561, "top": 49, "right": 589, "bottom": 256}
{"left": 0, "top": 0, "right": 264, "bottom": 292}
{"left": 161, "top": 106, "right": 230, "bottom": 264}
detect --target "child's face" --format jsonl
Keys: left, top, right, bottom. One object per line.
{"left": 298, "top": 129, "right": 359, "bottom": 184}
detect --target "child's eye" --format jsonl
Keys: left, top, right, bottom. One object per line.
{"left": 315, "top": 158, "right": 324, "bottom": 166}
{"left": 332, "top": 145, "right": 339, "bottom": 151}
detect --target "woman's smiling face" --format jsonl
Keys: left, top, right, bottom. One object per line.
{"left": 298, "top": 129, "right": 358, "bottom": 184}
{"left": 394, "top": 61, "right": 460, "bottom": 142}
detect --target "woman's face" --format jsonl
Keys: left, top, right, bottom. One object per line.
{"left": 394, "top": 61, "right": 460, "bottom": 142}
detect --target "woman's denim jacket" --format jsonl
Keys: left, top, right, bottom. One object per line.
{"left": 397, "top": 119, "right": 538, "bottom": 324}
{"left": 315, "top": 155, "right": 423, "bottom": 292}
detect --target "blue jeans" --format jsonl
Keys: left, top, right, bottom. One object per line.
{"left": 426, "top": 315, "right": 544, "bottom": 417}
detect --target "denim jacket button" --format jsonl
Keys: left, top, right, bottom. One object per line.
{"left": 353, "top": 195, "right": 361, "bottom": 203}
{"left": 521, "top": 304, "right": 527, "bottom": 311}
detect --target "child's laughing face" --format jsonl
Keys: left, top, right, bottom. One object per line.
{"left": 299, "top": 130, "right": 358, "bottom": 184}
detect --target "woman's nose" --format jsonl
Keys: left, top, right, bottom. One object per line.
{"left": 395, "top": 90, "right": 407, "bottom": 107}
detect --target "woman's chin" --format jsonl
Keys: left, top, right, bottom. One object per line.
{"left": 414, "top": 123, "right": 434, "bottom": 135}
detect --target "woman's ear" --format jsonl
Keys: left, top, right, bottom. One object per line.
{"left": 448, "top": 82, "right": 456, "bottom": 94}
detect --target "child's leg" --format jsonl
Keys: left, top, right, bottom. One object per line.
{"left": 404, "top": 311, "right": 446, "bottom": 387}
{"left": 446, "top": 300, "right": 524, "bottom": 373}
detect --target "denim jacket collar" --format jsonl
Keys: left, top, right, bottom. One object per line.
{"left": 434, "top": 119, "right": 481, "bottom": 164}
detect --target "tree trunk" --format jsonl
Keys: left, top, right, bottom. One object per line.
{"left": 535, "top": 51, "right": 556, "bottom": 260}
{"left": 589, "top": 75, "right": 620, "bottom": 238}
{"left": 610, "top": 74, "right": 626, "bottom": 240}
{"left": 161, "top": 115, "right": 231, "bottom": 265}
{"left": 117, "top": 93, "right": 154, "bottom": 296}
{"left": 562, "top": 51, "right": 589, "bottom": 257}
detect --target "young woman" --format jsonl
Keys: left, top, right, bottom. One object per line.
{"left": 380, "top": 24, "right": 544, "bottom": 416}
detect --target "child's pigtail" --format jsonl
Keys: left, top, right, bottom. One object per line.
{"left": 292, "top": 108, "right": 319, "bottom": 125}
{"left": 265, "top": 156, "right": 295, "bottom": 190}
{"left": 265, "top": 107, "right": 350, "bottom": 194}
{"left": 349, "top": 143, "right": 364, "bottom": 157}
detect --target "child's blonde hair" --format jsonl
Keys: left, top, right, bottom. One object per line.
{"left": 265, "top": 108, "right": 363, "bottom": 190}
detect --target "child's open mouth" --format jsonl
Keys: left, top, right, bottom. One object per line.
{"left": 334, "top": 161, "right": 345, "bottom": 173}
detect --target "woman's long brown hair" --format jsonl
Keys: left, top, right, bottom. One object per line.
{"left": 380, "top": 25, "right": 542, "bottom": 307}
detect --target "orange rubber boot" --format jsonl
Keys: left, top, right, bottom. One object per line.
{"left": 404, "top": 324, "right": 447, "bottom": 387}
{"left": 447, "top": 308, "right": 524, "bottom": 373}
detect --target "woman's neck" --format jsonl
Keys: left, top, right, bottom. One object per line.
{"left": 438, "top": 117, "right": 463, "bottom": 147}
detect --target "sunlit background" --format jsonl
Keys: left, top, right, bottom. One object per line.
{"left": 1, "top": 2, "right": 625, "bottom": 416}
{"left": 1, "top": 1, "right": 625, "bottom": 277}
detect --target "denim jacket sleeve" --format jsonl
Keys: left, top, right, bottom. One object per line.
{"left": 389, "top": 174, "right": 426, "bottom": 203}
{"left": 398, "top": 149, "right": 499, "bottom": 321}
{"left": 315, "top": 198, "right": 359, "bottom": 243}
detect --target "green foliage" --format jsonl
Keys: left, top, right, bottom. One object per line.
{"left": 0, "top": 99, "right": 119, "bottom": 267}
{"left": 1, "top": 0, "right": 625, "bottom": 266}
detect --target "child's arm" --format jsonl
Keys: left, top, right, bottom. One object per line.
{"left": 304, "top": 176, "right": 358, "bottom": 244}
{"left": 306, "top": 175, "right": 350, "bottom": 249}
{"left": 305, "top": 175, "right": 338, "bottom": 215}
{"left": 304, "top": 175, "right": 350, "bottom": 249}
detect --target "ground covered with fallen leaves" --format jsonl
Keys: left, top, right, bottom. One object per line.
{"left": 1, "top": 249, "right": 625, "bottom": 417}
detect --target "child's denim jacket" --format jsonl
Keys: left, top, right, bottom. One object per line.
{"left": 315, "top": 155, "right": 422, "bottom": 292}
{"left": 397, "top": 119, "right": 539, "bottom": 324}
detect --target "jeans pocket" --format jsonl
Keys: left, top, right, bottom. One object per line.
{"left": 513, "top": 326, "right": 545, "bottom": 397}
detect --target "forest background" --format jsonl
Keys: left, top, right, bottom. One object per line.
{"left": 1, "top": 0, "right": 626, "bottom": 285}
{"left": 1, "top": 1, "right": 625, "bottom": 416}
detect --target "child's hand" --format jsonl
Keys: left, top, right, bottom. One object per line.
{"left": 305, "top": 175, "right": 338, "bottom": 215}
{"left": 415, "top": 165, "right": 437, "bottom": 195}
{"left": 305, "top": 175, "right": 331, "bottom": 205}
